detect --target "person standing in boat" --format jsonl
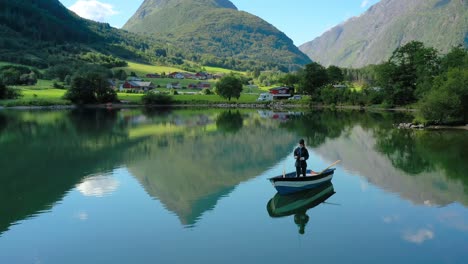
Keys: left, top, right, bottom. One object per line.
{"left": 294, "top": 139, "right": 309, "bottom": 177}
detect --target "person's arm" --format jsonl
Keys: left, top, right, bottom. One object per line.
{"left": 293, "top": 148, "right": 298, "bottom": 160}
{"left": 300, "top": 149, "right": 309, "bottom": 161}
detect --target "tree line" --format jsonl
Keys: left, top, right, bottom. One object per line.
{"left": 274, "top": 42, "right": 468, "bottom": 123}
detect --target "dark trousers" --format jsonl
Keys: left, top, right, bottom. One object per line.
{"left": 296, "top": 165, "right": 307, "bottom": 177}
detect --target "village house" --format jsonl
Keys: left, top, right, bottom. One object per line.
{"left": 269, "top": 87, "right": 292, "bottom": 99}
{"left": 197, "top": 82, "right": 211, "bottom": 89}
{"left": 121, "top": 81, "right": 154, "bottom": 92}
{"left": 184, "top": 73, "right": 195, "bottom": 79}
{"left": 187, "top": 82, "right": 211, "bottom": 90}
{"left": 167, "top": 82, "right": 181, "bottom": 89}
{"left": 128, "top": 77, "right": 143, "bottom": 82}
{"left": 168, "top": 72, "right": 185, "bottom": 79}
{"left": 146, "top": 73, "right": 161, "bottom": 78}
{"left": 333, "top": 84, "right": 348, "bottom": 89}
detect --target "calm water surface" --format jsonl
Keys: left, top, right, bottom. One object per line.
{"left": 0, "top": 109, "right": 467, "bottom": 264}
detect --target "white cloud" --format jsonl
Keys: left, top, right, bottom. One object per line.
{"left": 403, "top": 229, "right": 434, "bottom": 244}
{"left": 69, "top": 0, "right": 118, "bottom": 22}
{"left": 361, "top": 0, "right": 370, "bottom": 8}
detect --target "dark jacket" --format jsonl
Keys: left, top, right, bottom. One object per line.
{"left": 294, "top": 147, "right": 309, "bottom": 167}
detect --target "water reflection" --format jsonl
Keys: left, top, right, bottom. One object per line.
{"left": 76, "top": 174, "right": 120, "bottom": 197}
{"left": 0, "top": 108, "right": 467, "bottom": 237}
{"left": 126, "top": 110, "right": 296, "bottom": 227}
{"left": 0, "top": 109, "right": 134, "bottom": 235}
{"left": 0, "top": 112, "right": 6, "bottom": 132}
{"left": 267, "top": 182, "right": 335, "bottom": 235}
{"left": 314, "top": 125, "right": 468, "bottom": 206}
{"left": 216, "top": 110, "right": 243, "bottom": 133}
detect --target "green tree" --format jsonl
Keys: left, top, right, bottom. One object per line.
{"left": 0, "top": 83, "right": 21, "bottom": 99}
{"left": 440, "top": 46, "right": 468, "bottom": 71}
{"left": 300, "top": 62, "right": 328, "bottom": 97}
{"left": 327, "top": 65, "right": 344, "bottom": 84}
{"left": 114, "top": 69, "right": 127, "bottom": 81}
{"left": 65, "top": 73, "right": 117, "bottom": 104}
{"left": 215, "top": 75, "right": 243, "bottom": 101}
{"left": 378, "top": 41, "right": 440, "bottom": 105}
{"left": 420, "top": 68, "right": 468, "bottom": 123}
{"left": 279, "top": 73, "right": 300, "bottom": 89}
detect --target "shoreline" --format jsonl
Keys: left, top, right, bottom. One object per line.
{"left": 0, "top": 102, "right": 416, "bottom": 111}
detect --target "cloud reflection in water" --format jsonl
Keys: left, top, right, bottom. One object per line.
{"left": 76, "top": 174, "right": 120, "bottom": 198}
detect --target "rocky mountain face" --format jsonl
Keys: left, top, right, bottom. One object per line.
{"left": 300, "top": 0, "right": 468, "bottom": 68}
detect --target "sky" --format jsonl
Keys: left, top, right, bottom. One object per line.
{"left": 59, "top": 0, "right": 381, "bottom": 45}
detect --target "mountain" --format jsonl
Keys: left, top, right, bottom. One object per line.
{"left": 299, "top": 0, "right": 468, "bottom": 68}
{"left": 0, "top": 0, "right": 179, "bottom": 67}
{"left": 123, "top": 0, "right": 311, "bottom": 71}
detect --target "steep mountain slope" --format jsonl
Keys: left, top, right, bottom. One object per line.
{"left": 300, "top": 0, "right": 468, "bottom": 68}
{"left": 123, "top": 0, "right": 311, "bottom": 71}
{"left": 0, "top": 0, "right": 172, "bottom": 67}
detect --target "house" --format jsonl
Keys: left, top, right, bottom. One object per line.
{"left": 184, "top": 73, "right": 195, "bottom": 79}
{"left": 269, "top": 87, "right": 292, "bottom": 98}
{"left": 333, "top": 84, "right": 348, "bottom": 89}
{"left": 122, "top": 81, "right": 154, "bottom": 91}
{"left": 197, "top": 82, "right": 211, "bottom": 89}
{"left": 128, "top": 77, "right": 143, "bottom": 82}
{"left": 169, "top": 72, "right": 185, "bottom": 79}
{"left": 188, "top": 83, "right": 198, "bottom": 89}
{"left": 167, "top": 82, "right": 181, "bottom": 89}
{"left": 146, "top": 74, "right": 161, "bottom": 78}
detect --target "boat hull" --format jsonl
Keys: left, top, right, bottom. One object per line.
{"left": 269, "top": 169, "right": 335, "bottom": 195}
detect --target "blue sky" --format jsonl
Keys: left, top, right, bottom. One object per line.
{"left": 59, "top": 0, "right": 380, "bottom": 45}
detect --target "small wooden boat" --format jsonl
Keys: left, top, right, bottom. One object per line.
{"left": 268, "top": 169, "right": 335, "bottom": 195}
{"left": 267, "top": 182, "right": 335, "bottom": 218}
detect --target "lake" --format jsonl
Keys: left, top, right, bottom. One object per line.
{"left": 0, "top": 108, "right": 467, "bottom": 264}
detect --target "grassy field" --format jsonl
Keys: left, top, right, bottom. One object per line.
{"left": 115, "top": 62, "right": 187, "bottom": 76}
{"left": 145, "top": 78, "right": 217, "bottom": 88}
{"left": 115, "top": 61, "right": 247, "bottom": 78}
{"left": 0, "top": 81, "right": 264, "bottom": 106}
{"left": 0, "top": 88, "right": 69, "bottom": 106}
{"left": 0, "top": 60, "right": 279, "bottom": 106}
{"left": 202, "top": 66, "right": 245, "bottom": 75}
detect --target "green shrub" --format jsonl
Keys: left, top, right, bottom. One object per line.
{"left": 420, "top": 68, "right": 468, "bottom": 123}
{"left": 65, "top": 73, "right": 117, "bottom": 104}
{"left": 0, "top": 83, "right": 21, "bottom": 99}
{"left": 142, "top": 93, "right": 174, "bottom": 105}
{"left": 202, "top": 88, "right": 212, "bottom": 95}
{"left": 53, "top": 82, "right": 65, "bottom": 89}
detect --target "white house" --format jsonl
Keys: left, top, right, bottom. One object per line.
{"left": 167, "top": 82, "right": 181, "bottom": 89}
